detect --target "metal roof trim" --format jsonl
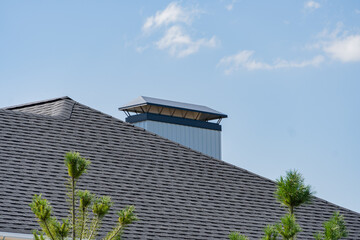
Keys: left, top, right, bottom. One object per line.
{"left": 119, "top": 96, "right": 228, "bottom": 119}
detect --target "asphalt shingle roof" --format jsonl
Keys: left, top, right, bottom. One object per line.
{"left": 0, "top": 97, "right": 359, "bottom": 239}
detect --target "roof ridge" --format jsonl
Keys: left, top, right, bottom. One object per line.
{"left": 2, "top": 96, "right": 75, "bottom": 120}
{"left": 3, "top": 96, "right": 72, "bottom": 110}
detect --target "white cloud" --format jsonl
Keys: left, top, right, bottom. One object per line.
{"left": 156, "top": 26, "right": 217, "bottom": 58}
{"left": 305, "top": 23, "right": 345, "bottom": 50}
{"left": 356, "top": 9, "right": 360, "bottom": 14}
{"left": 135, "top": 45, "right": 149, "bottom": 53}
{"left": 323, "top": 35, "right": 360, "bottom": 62}
{"left": 309, "top": 23, "right": 360, "bottom": 62}
{"left": 316, "top": 22, "right": 345, "bottom": 40}
{"left": 218, "top": 50, "right": 324, "bottom": 74}
{"left": 143, "top": 2, "right": 195, "bottom": 32}
{"left": 225, "top": 0, "right": 236, "bottom": 11}
{"left": 225, "top": 4, "right": 233, "bottom": 11}
{"left": 218, "top": 23, "right": 359, "bottom": 74}
{"left": 283, "top": 20, "right": 291, "bottom": 25}
{"left": 141, "top": 2, "right": 217, "bottom": 57}
{"left": 305, "top": 1, "right": 320, "bottom": 11}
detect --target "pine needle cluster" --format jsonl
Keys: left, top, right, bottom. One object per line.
{"left": 228, "top": 169, "right": 348, "bottom": 240}
{"left": 30, "top": 151, "right": 138, "bottom": 240}
{"left": 314, "top": 212, "right": 348, "bottom": 240}
{"left": 275, "top": 214, "right": 302, "bottom": 240}
{"left": 275, "top": 170, "right": 314, "bottom": 215}
{"left": 229, "top": 232, "right": 249, "bottom": 240}
{"left": 262, "top": 225, "right": 278, "bottom": 240}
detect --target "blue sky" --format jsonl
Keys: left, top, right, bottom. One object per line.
{"left": 1, "top": 1, "right": 360, "bottom": 213}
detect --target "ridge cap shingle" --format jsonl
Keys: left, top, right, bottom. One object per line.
{"left": 2, "top": 96, "right": 75, "bottom": 120}
{"left": 3, "top": 96, "right": 72, "bottom": 110}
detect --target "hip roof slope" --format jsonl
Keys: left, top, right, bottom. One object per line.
{"left": 0, "top": 98, "right": 359, "bottom": 239}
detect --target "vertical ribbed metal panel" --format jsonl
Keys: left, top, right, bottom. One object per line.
{"left": 133, "top": 120, "right": 221, "bottom": 159}
{"left": 133, "top": 121, "right": 147, "bottom": 130}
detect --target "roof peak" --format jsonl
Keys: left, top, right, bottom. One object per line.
{"left": 3, "top": 96, "right": 75, "bottom": 120}
{"left": 4, "top": 96, "right": 73, "bottom": 110}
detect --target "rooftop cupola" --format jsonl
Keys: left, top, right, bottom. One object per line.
{"left": 119, "top": 96, "right": 227, "bottom": 159}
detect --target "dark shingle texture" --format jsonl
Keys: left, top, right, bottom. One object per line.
{"left": 4, "top": 96, "right": 75, "bottom": 120}
{"left": 0, "top": 97, "right": 359, "bottom": 239}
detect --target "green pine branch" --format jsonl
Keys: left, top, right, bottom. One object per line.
{"left": 30, "top": 151, "right": 137, "bottom": 240}
{"left": 228, "top": 232, "right": 249, "bottom": 240}
{"left": 314, "top": 212, "right": 348, "bottom": 240}
{"left": 275, "top": 170, "right": 314, "bottom": 215}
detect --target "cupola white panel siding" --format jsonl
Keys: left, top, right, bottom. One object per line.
{"left": 133, "top": 120, "right": 221, "bottom": 159}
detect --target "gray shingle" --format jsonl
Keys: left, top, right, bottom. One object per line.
{"left": 4, "top": 96, "right": 75, "bottom": 119}
{"left": 0, "top": 97, "right": 359, "bottom": 239}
